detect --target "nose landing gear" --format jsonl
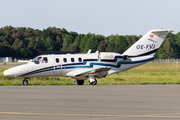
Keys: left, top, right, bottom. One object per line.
{"left": 22, "top": 78, "right": 28, "bottom": 86}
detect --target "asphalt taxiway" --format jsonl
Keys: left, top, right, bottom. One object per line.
{"left": 0, "top": 85, "right": 180, "bottom": 120}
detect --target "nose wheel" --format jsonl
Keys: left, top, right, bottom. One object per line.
{"left": 22, "top": 78, "right": 28, "bottom": 86}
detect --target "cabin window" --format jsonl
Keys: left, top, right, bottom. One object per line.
{"left": 63, "top": 58, "right": 67, "bottom": 63}
{"left": 78, "top": 57, "right": 82, "bottom": 62}
{"left": 42, "top": 57, "right": 48, "bottom": 63}
{"left": 71, "top": 58, "right": 74, "bottom": 62}
{"left": 56, "top": 58, "right": 59, "bottom": 63}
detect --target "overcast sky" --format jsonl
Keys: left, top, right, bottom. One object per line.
{"left": 0, "top": 0, "right": 179, "bottom": 36}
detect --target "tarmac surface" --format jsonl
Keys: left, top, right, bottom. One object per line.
{"left": 0, "top": 85, "right": 180, "bottom": 120}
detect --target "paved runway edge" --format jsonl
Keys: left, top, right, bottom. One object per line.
{"left": 1, "top": 112, "right": 180, "bottom": 118}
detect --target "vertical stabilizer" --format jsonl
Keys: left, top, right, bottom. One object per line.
{"left": 123, "top": 29, "right": 173, "bottom": 56}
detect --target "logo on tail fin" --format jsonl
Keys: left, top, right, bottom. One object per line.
{"left": 150, "top": 34, "right": 154, "bottom": 38}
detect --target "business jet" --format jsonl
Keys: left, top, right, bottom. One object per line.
{"left": 3, "top": 29, "right": 173, "bottom": 85}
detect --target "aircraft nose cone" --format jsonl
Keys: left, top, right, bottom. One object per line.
{"left": 3, "top": 69, "right": 14, "bottom": 77}
{"left": 3, "top": 70, "right": 9, "bottom": 76}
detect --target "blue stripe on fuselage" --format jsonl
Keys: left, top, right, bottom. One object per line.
{"left": 83, "top": 59, "right": 98, "bottom": 62}
{"left": 62, "top": 62, "right": 85, "bottom": 67}
{"left": 62, "top": 66, "right": 92, "bottom": 69}
{"left": 90, "top": 63, "right": 119, "bottom": 68}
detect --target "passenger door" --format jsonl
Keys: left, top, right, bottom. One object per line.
{"left": 54, "top": 57, "right": 62, "bottom": 74}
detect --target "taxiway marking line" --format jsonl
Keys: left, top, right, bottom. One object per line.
{"left": 0, "top": 112, "right": 180, "bottom": 118}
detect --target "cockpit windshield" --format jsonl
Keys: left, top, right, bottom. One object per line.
{"left": 31, "top": 56, "right": 42, "bottom": 64}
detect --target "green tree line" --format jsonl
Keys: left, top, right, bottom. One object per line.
{"left": 0, "top": 26, "right": 179, "bottom": 59}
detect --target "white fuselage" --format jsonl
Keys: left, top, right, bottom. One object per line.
{"left": 3, "top": 52, "right": 154, "bottom": 80}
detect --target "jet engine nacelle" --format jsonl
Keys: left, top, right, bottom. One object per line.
{"left": 99, "top": 52, "right": 125, "bottom": 62}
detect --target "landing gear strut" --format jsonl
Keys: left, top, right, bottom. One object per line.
{"left": 22, "top": 78, "right": 28, "bottom": 86}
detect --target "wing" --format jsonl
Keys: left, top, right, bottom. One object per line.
{"left": 67, "top": 67, "right": 111, "bottom": 78}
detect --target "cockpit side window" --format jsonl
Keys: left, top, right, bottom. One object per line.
{"left": 32, "top": 56, "right": 42, "bottom": 64}
{"left": 42, "top": 57, "right": 48, "bottom": 63}
{"left": 38, "top": 57, "right": 42, "bottom": 63}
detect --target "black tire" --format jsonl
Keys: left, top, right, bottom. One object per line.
{"left": 77, "top": 80, "right": 84, "bottom": 85}
{"left": 90, "top": 79, "right": 97, "bottom": 85}
{"left": 22, "top": 79, "right": 28, "bottom": 86}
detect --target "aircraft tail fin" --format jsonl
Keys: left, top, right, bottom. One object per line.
{"left": 123, "top": 29, "right": 173, "bottom": 56}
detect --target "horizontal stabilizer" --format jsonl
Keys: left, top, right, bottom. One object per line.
{"left": 151, "top": 29, "right": 174, "bottom": 33}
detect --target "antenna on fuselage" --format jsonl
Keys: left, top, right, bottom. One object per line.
{"left": 87, "top": 49, "right": 91, "bottom": 54}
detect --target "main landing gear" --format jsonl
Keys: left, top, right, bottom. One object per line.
{"left": 77, "top": 80, "right": 84, "bottom": 85}
{"left": 90, "top": 79, "right": 97, "bottom": 85}
{"left": 22, "top": 78, "right": 28, "bottom": 86}
{"left": 74, "top": 77, "right": 97, "bottom": 85}
{"left": 74, "top": 79, "right": 84, "bottom": 85}
{"left": 88, "top": 75, "right": 97, "bottom": 85}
